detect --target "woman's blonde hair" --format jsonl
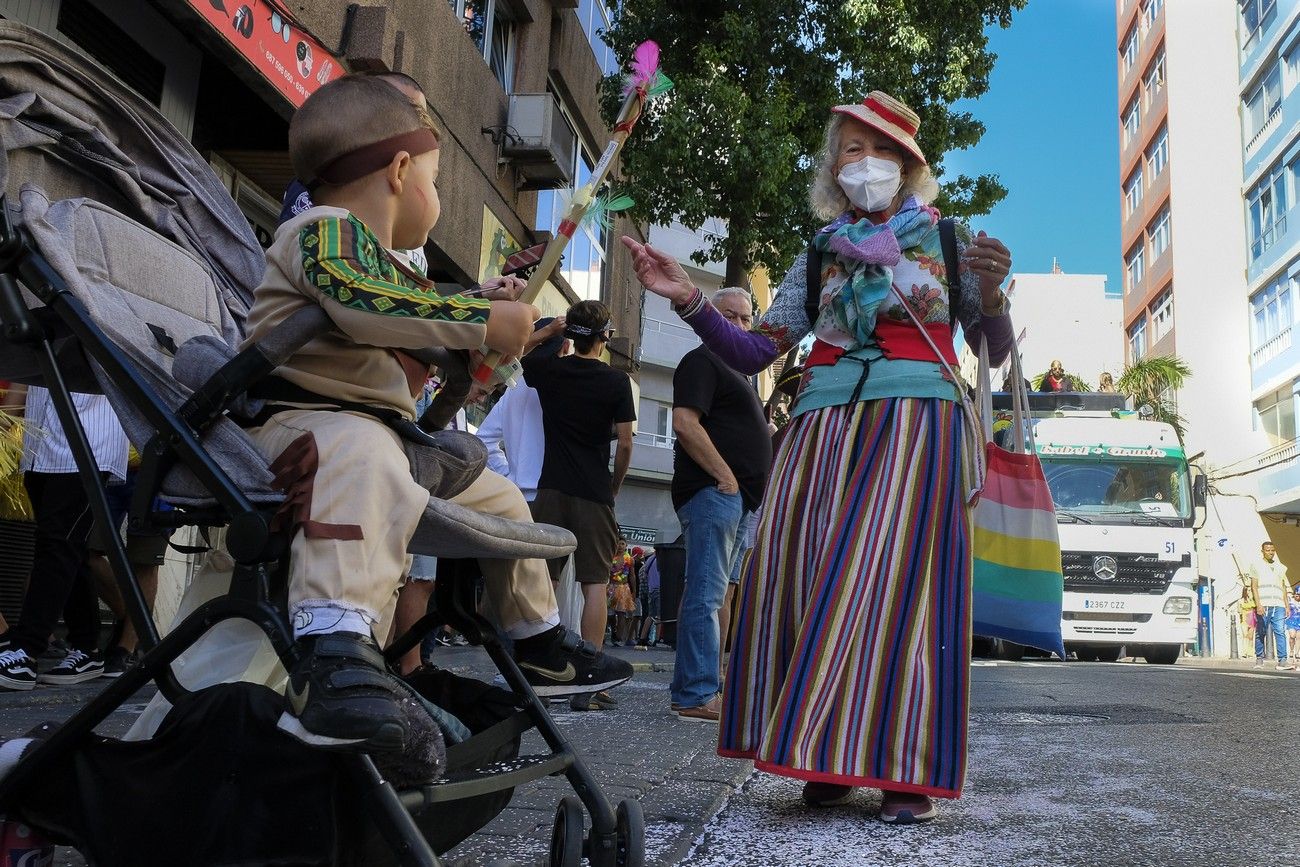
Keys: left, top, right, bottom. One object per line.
{"left": 809, "top": 113, "right": 940, "bottom": 221}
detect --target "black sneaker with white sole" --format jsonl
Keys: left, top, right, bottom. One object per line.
{"left": 514, "top": 627, "right": 634, "bottom": 697}
{"left": 0, "top": 649, "right": 36, "bottom": 691}
{"left": 102, "top": 646, "right": 137, "bottom": 679}
{"left": 277, "top": 632, "right": 409, "bottom": 754}
{"left": 38, "top": 648, "right": 105, "bottom": 685}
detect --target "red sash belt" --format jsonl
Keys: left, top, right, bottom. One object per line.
{"left": 873, "top": 318, "right": 958, "bottom": 366}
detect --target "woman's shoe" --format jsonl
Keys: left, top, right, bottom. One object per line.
{"left": 801, "top": 781, "right": 855, "bottom": 807}
{"left": 879, "top": 790, "right": 937, "bottom": 824}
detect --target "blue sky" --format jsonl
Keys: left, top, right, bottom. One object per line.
{"left": 943, "top": 0, "right": 1121, "bottom": 295}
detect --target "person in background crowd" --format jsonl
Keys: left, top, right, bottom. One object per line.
{"left": 86, "top": 445, "right": 174, "bottom": 677}
{"left": 1097, "top": 371, "right": 1116, "bottom": 393}
{"left": 624, "top": 90, "right": 1014, "bottom": 821}
{"left": 665, "top": 285, "right": 772, "bottom": 723}
{"left": 0, "top": 386, "right": 129, "bottom": 690}
{"left": 1249, "top": 541, "right": 1293, "bottom": 670}
{"left": 608, "top": 537, "right": 637, "bottom": 647}
{"left": 523, "top": 299, "right": 636, "bottom": 712}
{"left": 1038, "top": 359, "right": 1073, "bottom": 393}
{"left": 1286, "top": 586, "right": 1300, "bottom": 662}
{"left": 635, "top": 548, "right": 661, "bottom": 649}
{"left": 1239, "top": 581, "right": 1257, "bottom": 647}
{"left": 477, "top": 318, "right": 568, "bottom": 503}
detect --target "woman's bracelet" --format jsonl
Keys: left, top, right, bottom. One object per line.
{"left": 673, "top": 287, "right": 706, "bottom": 319}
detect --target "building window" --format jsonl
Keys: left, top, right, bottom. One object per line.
{"left": 1125, "top": 242, "right": 1145, "bottom": 295}
{"left": 448, "top": 0, "right": 515, "bottom": 91}
{"left": 1124, "top": 166, "right": 1144, "bottom": 217}
{"left": 1246, "top": 62, "right": 1282, "bottom": 138}
{"left": 577, "top": 0, "right": 621, "bottom": 77}
{"left": 1248, "top": 162, "right": 1288, "bottom": 260}
{"left": 1146, "top": 126, "right": 1168, "bottom": 177}
{"left": 634, "top": 399, "right": 674, "bottom": 448}
{"left": 1142, "top": 49, "right": 1165, "bottom": 110}
{"left": 1148, "top": 207, "right": 1171, "bottom": 259}
{"left": 1123, "top": 98, "right": 1140, "bottom": 147}
{"left": 1142, "top": 0, "right": 1163, "bottom": 31}
{"left": 1255, "top": 384, "right": 1296, "bottom": 445}
{"left": 1122, "top": 25, "right": 1139, "bottom": 73}
{"left": 1150, "top": 289, "right": 1173, "bottom": 342}
{"left": 1252, "top": 275, "right": 1294, "bottom": 350}
{"left": 1128, "top": 316, "right": 1148, "bottom": 362}
{"left": 534, "top": 94, "right": 606, "bottom": 301}
{"left": 1241, "top": 0, "right": 1278, "bottom": 51}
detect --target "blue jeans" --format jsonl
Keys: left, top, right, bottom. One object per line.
{"left": 671, "top": 487, "right": 747, "bottom": 708}
{"left": 1256, "top": 606, "right": 1289, "bottom": 661}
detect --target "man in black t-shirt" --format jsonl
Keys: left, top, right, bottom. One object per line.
{"left": 669, "top": 287, "right": 772, "bottom": 722}
{"left": 523, "top": 300, "right": 636, "bottom": 705}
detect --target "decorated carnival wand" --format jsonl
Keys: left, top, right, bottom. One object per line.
{"left": 470, "top": 40, "right": 672, "bottom": 385}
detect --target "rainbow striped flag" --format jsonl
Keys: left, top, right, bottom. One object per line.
{"left": 971, "top": 442, "right": 1066, "bottom": 657}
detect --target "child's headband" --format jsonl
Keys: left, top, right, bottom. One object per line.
{"left": 306, "top": 127, "right": 439, "bottom": 191}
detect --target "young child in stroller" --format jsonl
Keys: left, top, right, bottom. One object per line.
{"left": 250, "top": 74, "right": 632, "bottom": 753}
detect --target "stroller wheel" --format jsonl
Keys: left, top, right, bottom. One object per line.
{"left": 614, "top": 799, "right": 645, "bottom": 867}
{"left": 549, "top": 796, "right": 584, "bottom": 867}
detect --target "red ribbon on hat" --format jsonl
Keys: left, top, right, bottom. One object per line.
{"left": 864, "top": 96, "right": 918, "bottom": 136}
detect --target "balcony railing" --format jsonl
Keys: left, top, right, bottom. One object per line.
{"left": 633, "top": 431, "right": 675, "bottom": 449}
{"left": 1246, "top": 103, "right": 1283, "bottom": 154}
{"left": 1256, "top": 438, "right": 1300, "bottom": 472}
{"left": 1253, "top": 324, "right": 1293, "bottom": 367}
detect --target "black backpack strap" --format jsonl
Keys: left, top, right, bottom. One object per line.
{"left": 938, "top": 218, "right": 961, "bottom": 332}
{"left": 804, "top": 240, "right": 821, "bottom": 330}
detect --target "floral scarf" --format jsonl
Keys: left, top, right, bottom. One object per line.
{"left": 811, "top": 195, "right": 939, "bottom": 346}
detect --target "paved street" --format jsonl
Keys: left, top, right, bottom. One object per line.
{"left": 2, "top": 649, "right": 1297, "bottom": 866}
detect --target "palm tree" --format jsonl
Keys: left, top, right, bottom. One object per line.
{"left": 1116, "top": 354, "right": 1191, "bottom": 440}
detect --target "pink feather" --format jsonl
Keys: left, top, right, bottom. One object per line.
{"left": 626, "top": 40, "right": 660, "bottom": 92}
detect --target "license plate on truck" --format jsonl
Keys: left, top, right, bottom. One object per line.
{"left": 1082, "top": 599, "right": 1126, "bottom": 611}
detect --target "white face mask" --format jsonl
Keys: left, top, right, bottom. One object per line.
{"left": 837, "top": 156, "right": 903, "bottom": 213}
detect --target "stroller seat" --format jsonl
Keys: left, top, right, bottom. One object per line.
{"left": 0, "top": 19, "right": 642, "bottom": 867}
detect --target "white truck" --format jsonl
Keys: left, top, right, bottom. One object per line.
{"left": 988, "top": 393, "right": 1205, "bottom": 664}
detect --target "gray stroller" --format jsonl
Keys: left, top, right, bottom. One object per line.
{"left": 0, "top": 21, "right": 642, "bottom": 867}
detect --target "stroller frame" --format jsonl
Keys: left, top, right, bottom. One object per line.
{"left": 0, "top": 199, "right": 643, "bottom": 867}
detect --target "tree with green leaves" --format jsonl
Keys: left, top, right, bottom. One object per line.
{"left": 603, "top": 0, "right": 1028, "bottom": 285}
{"left": 1116, "top": 354, "right": 1191, "bottom": 440}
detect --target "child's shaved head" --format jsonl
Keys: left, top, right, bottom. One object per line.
{"left": 289, "top": 75, "right": 439, "bottom": 187}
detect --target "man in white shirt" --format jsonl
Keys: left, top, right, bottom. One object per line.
{"left": 1249, "top": 541, "right": 1294, "bottom": 671}
{"left": 0, "top": 386, "right": 128, "bottom": 690}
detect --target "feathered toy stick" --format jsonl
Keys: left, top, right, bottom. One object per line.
{"left": 472, "top": 40, "right": 672, "bottom": 384}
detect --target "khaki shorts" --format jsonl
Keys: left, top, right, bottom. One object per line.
{"left": 530, "top": 488, "right": 618, "bottom": 584}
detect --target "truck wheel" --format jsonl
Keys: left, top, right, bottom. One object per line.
{"left": 990, "top": 638, "right": 1023, "bottom": 661}
{"left": 1144, "top": 645, "right": 1181, "bottom": 665}
{"left": 1094, "top": 646, "right": 1123, "bottom": 663}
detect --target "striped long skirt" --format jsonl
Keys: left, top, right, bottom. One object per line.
{"left": 718, "top": 397, "right": 972, "bottom": 798}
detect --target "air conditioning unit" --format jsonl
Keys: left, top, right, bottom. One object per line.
{"left": 503, "top": 93, "right": 577, "bottom": 190}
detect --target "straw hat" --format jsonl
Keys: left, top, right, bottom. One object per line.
{"left": 831, "top": 91, "right": 926, "bottom": 165}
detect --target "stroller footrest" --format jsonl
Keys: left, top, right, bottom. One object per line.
{"left": 401, "top": 752, "right": 574, "bottom": 807}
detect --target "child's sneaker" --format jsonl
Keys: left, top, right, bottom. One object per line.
{"left": 514, "top": 627, "right": 633, "bottom": 697}
{"left": 0, "top": 650, "right": 36, "bottom": 691}
{"left": 278, "top": 632, "right": 409, "bottom": 753}
{"left": 36, "top": 648, "right": 103, "bottom": 685}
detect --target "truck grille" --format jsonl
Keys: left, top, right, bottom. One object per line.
{"left": 1060, "top": 552, "right": 1185, "bottom": 594}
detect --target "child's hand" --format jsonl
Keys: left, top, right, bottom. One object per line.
{"left": 476, "top": 275, "right": 528, "bottom": 301}
{"left": 485, "top": 300, "right": 540, "bottom": 356}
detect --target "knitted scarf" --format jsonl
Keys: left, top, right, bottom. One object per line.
{"left": 812, "top": 195, "right": 939, "bottom": 345}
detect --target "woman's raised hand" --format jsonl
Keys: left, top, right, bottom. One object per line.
{"left": 620, "top": 237, "right": 696, "bottom": 305}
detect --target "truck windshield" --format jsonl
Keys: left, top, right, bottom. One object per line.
{"left": 1040, "top": 458, "right": 1192, "bottom": 520}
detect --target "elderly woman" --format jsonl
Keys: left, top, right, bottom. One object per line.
{"left": 622, "top": 91, "right": 1014, "bottom": 823}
